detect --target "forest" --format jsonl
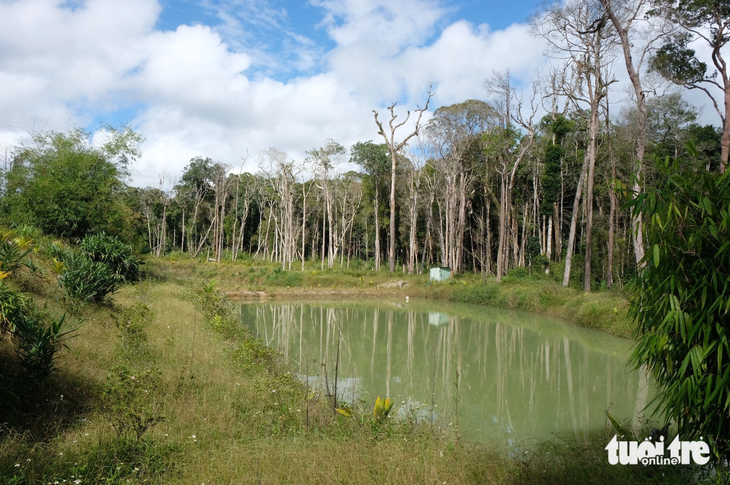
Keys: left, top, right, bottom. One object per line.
{"left": 3, "top": 0, "right": 728, "bottom": 295}
{"left": 0, "top": 87, "right": 722, "bottom": 292}
{"left": 3, "top": 0, "right": 730, "bottom": 481}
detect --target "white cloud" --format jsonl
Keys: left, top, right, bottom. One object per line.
{"left": 0, "top": 0, "right": 553, "bottom": 188}
{"left": 0, "top": 0, "right": 158, "bottom": 130}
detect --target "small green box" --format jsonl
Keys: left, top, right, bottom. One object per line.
{"left": 429, "top": 267, "right": 452, "bottom": 282}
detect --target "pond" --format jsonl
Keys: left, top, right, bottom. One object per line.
{"left": 239, "top": 299, "right": 652, "bottom": 446}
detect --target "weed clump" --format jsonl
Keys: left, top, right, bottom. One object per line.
{"left": 113, "top": 302, "right": 154, "bottom": 362}
{"left": 265, "top": 267, "right": 303, "bottom": 287}
{"left": 101, "top": 365, "right": 164, "bottom": 441}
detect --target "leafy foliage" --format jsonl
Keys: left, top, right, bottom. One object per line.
{"left": 0, "top": 280, "right": 29, "bottom": 334}
{"left": 14, "top": 311, "right": 75, "bottom": 380}
{"left": 58, "top": 234, "right": 139, "bottom": 303}
{"left": 59, "top": 252, "right": 121, "bottom": 303}
{"left": 80, "top": 233, "right": 140, "bottom": 283}
{"left": 628, "top": 146, "right": 730, "bottom": 460}
{"left": 0, "top": 230, "right": 34, "bottom": 274}
{"left": 2, "top": 128, "right": 142, "bottom": 241}
{"left": 372, "top": 396, "right": 394, "bottom": 422}
{"left": 649, "top": 33, "right": 708, "bottom": 85}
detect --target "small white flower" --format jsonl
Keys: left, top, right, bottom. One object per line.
{"left": 191, "top": 435, "right": 196, "bottom": 439}
{"left": 14, "top": 463, "right": 20, "bottom": 467}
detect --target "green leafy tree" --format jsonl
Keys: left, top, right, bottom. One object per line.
{"left": 649, "top": 0, "right": 730, "bottom": 170}
{"left": 2, "top": 127, "right": 142, "bottom": 240}
{"left": 628, "top": 145, "right": 730, "bottom": 460}
{"left": 351, "top": 141, "right": 390, "bottom": 268}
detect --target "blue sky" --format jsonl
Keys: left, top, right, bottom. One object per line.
{"left": 0, "top": 0, "right": 713, "bottom": 187}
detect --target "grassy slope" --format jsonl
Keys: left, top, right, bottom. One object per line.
{"left": 1, "top": 274, "right": 515, "bottom": 484}
{"left": 1, "top": 255, "right": 697, "bottom": 484}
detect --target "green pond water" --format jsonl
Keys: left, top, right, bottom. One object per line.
{"left": 239, "top": 299, "right": 652, "bottom": 446}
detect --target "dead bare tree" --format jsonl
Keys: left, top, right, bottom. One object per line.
{"left": 598, "top": 0, "right": 671, "bottom": 266}
{"left": 333, "top": 172, "right": 363, "bottom": 268}
{"left": 484, "top": 71, "right": 538, "bottom": 282}
{"left": 373, "top": 85, "right": 433, "bottom": 272}
{"left": 155, "top": 172, "right": 171, "bottom": 257}
{"left": 425, "top": 99, "right": 498, "bottom": 274}
{"left": 308, "top": 141, "right": 346, "bottom": 269}
{"left": 300, "top": 160, "right": 314, "bottom": 271}
{"left": 533, "top": 0, "right": 617, "bottom": 290}
{"left": 231, "top": 153, "right": 250, "bottom": 261}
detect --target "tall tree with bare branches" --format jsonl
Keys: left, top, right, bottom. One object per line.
{"left": 534, "top": 0, "right": 617, "bottom": 291}
{"left": 373, "top": 86, "right": 433, "bottom": 272}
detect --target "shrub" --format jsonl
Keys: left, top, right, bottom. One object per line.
{"left": 80, "top": 233, "right": 139, "bottom": 283}
{"left": 113, "top": 303, "right": 153, "bottom": 362}
{"left": 0, "top": 280, "right": 28, "bottom": 334}
{"left": 449, "top": 283, "right": 499, "bottom": 306}
{"left": 0, "top": 230, "right": 33, "bottom": 274}
{"left": 58, "top": 234, "right": 139, "bottom": 302}
{"left": 628, "top": 149, "right": 730, "bottom": 461}
{"left": 13, "top": 311, "right": 75, "bottom": 380}
{"left": 59, "top": 252, "right": 121, "bottom": 302}
{"left": 45, "top": 241, "right": 74, "bottom": 262}
{"left": 507, "top": 267, "right": 529, "bottom": 278}
{"left": 0, "top": 279, "right": 74, "bottom": 379}
{"left": 194, "top": 280, "right": 239, "bottom": 338}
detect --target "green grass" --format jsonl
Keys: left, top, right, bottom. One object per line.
{"left": 433, "top": 277, "right": 633, "bottom": 338}
{"left": 1, "top": 252, "right": 700, "bottom": 484}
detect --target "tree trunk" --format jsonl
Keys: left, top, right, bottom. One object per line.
{"left": 496, "top": 175, "right": 506, "bottom": 282}
{"left": 563, "top": 152, "right": 589, "bottom": 287}
{"left": 388, "top": 150, "right": 397, "bottom": 272}
{"left": 583, "top": 103, "right": 599, "bottom": 293}
{"left": 600, "top": 0, "right": 646, "bottom": 266}
{"left": 301, "top": 185, "right": 307, "bottom": 271}
{"left": 722, "top": 82, "right": 730, "bottom": 172}
{"left": 374, "top": 186, "right": 380, "bottom": 271}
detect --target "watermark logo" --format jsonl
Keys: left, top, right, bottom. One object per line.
{"left": 605, "top": 435, "right": 710, "bottom": 465}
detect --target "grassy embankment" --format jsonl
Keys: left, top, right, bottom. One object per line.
{"left": 1, "top": 249, "right": 696, "bottom": 484}
{"left": 151, "top": 254, "right": 635, "bottom": 339}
